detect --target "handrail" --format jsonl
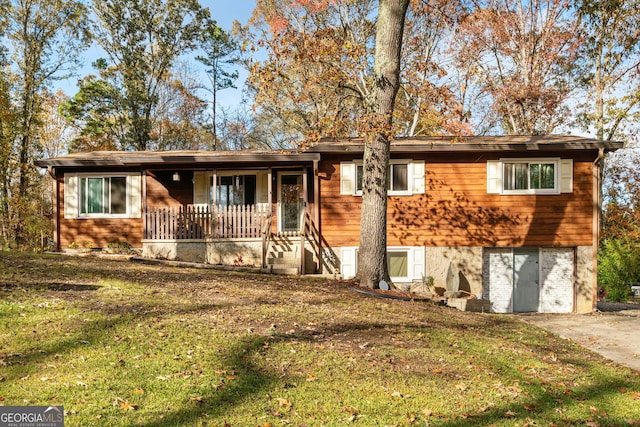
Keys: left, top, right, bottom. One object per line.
{"left": 261, "top": 211, "right": 273, "bottom": 269}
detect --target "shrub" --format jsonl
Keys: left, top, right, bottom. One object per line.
{"left": 106, "top": 241, "right": 135, "bottom": 254}
{"left": 598, "top": 238, "right": 640, "bottom": 302}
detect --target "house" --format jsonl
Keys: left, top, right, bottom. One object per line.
{"left": 35, "top": 135, "right": 622, "bottom": 314}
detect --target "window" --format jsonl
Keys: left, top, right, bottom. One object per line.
{"left": 212, "top": 175, "right": 257, "bottom": 207}
{"left": 80, "top": 176, "right": 127, "bottom": 215}
{"left": 339, "top": 246, "right": 425, "bottom": 282}
{"left": 503, "top": 162, "right": 555, "bottom": 191}
{"left": 487, "top": 158, "right": 573, "bottom": 195}
{"left": 343, "top": 160, "right": 424, "bottom": 196}
{"left": 64, "top": 173, "right": 141, "bottom": 219}
{"left": 387, "top": 250, "right": 409, "bottom": 279}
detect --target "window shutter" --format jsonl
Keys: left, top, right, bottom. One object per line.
{"left": 560, "top": 159, "right": 573, "bottom": 193}
{"left": 129, "top": 174, "right": 142, "bottom": 218}
{"left": 412, "top": 160, "right": 425, "bottom": 194}
{"left": 487, "top": 160, "right": 502, "bottom": 194}
{"left": 193, "top": 171, "right": 209, "bottom": 205}
{"left": 64, "top": 174, "right": 78, "bottom": 218}
{"left": 340, "top": 162, "right": 356, "bottom": 195}
{"left": 412, "top": 246, "right": 425, "bottom": 280}
{"left": 256, "top": 172, "right": 269, "bottom": 203}
{"left": 340, "top": 247, "right": 357, "bottom": 279}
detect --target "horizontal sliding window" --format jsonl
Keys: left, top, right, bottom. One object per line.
{"left": 80, "top": 176, "right": 127, "bottom": 215}
{"left": 487, "top": 158, "right": 573, "bottom": 195}
{"left": 64, "top": 173, "right": 141, "bottom": 219}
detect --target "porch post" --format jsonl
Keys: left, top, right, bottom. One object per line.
{"left": 313, "top": 159, "right": 321, "bottom": 273}
{"left": 52, "top": 169, "right": 59, "bottom": 251}
{"left": 142, "top": 170, "right": 147, "bottom": 240}
{"left": 300, "top": 167, "right": 308, "bottom": 275}
{"left": 268, "top": 167, "right": 273, "bottom": 228}
{"left": 211, "top": 169, "right": 217, "bottom": 206}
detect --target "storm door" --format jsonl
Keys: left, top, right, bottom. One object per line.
{"left": 278, "top": 173, "right": 304, "bottom": 233}
{"left": 513, "top": 248, "right": 540, "bottom": 312}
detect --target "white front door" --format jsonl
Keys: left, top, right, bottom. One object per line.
{"left": 278, "top": 172, "right": 304, "bottom": 233}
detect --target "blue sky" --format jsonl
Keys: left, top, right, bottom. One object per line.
{"left": 56, "top": 0, "right": 256, "bottom": 110}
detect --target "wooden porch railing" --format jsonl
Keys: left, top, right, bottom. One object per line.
{"left": 144, "top": 205, "right": 271, "bottom": 240}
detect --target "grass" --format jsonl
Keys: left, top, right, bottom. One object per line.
{"left": 0, "top": 251, "right": 638, "bottom": 426}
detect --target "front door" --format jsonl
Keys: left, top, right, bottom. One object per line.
{"left": 513, "top": 248, "right": 540, "bottom": 312}
{"left": 278, "top": 173, "right": 304, "bottom": 233}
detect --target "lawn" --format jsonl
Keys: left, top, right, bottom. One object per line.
{"left": 0, "top": 252, "right": 638, "bottom": 427}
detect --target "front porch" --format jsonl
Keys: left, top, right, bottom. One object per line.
{"left": 141, "top": 204, "right": 328, "bottom": 275}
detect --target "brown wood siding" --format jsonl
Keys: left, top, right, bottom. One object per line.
{"left": 57, "top": 173, "right": 144, "bottom": 249}
{"left": 146, "top": 170, "right": 194, "bottom": 207}
{"left": 59, "top": 218, "right": 143, "bottom": 248}
{"left": 319, "top": 153, "right": 596, "bottom": 248}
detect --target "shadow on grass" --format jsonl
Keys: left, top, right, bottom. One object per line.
{"left": 0, "top": 282, "right": 101, "bottom": 292}
{"left": 142, "top": 335, "right": 280, "bottom": 427}
{"left": 430, "top": 377, "right": 637, "bottom": 426}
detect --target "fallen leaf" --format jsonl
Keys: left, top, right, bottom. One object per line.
{"left": 133, "top": 388, "right": 144, "bottom": 395}
{"left": 276, "top": 397, "right": 292, "bottom": 408}
{"left": 120, "top": 401, "right": 138, "bottom": 411}
{"left": 524, "top": 404, "right": 537, "bottom": 411}
{"left": 504, "top": 410, "right": 516, "bottom": 418}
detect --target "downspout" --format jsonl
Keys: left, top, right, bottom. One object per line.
{"left": 47, "top": 167, "right": 59, "bottom": 252}
{"left": 591, "top": 147, "right": 605, "bottom": 311}
{"left": 142, "top": 170, "right": 147, "bottom": 242}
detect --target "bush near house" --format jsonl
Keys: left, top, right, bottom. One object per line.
{"left": 598, "top": 238, "right": 640, "bottom": 302}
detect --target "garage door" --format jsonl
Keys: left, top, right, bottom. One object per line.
{"left": 483, "top": 248, "right": 574, "bottom": 313}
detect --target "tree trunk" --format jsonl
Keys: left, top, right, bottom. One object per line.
{"left": 357, "top": 0, "right": 409, "bottom": 289}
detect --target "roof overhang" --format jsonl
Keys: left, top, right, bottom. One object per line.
{"left": 35, "top": 150, "right": 320, "bottom": 168}
{"left": 308, "top": 135, "right": 624, "bottom": 154}
{"left": 34, "top": 135, "right": 623, "bottom": 169}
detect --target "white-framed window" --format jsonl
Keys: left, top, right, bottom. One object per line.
{"left": 341, "top": 159, "right": 425, "bottom": 196}
{"left": 64, "top": 173, "right": 141, "bottom": 219}
{"left": 340, "top": 246, "right": 425, "bottom": 282}
{"left": 213, "top": 175, "right": 257, "bottom": 207}
{"left": 487, "top": 158, "right": 573, "bottom": 195}
{"left": 80, "top": 176, "right": 127, "bottom": 215}
{"left": 194, "top": 170, "right": 268, "bottom": 207}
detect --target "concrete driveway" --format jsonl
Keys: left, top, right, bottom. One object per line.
{"left": 519, "top": 302, "right": 640, "bottom": 372}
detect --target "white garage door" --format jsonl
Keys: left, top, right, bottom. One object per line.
{"left": 483, "top": 248, "right": 574, "bottom": 313}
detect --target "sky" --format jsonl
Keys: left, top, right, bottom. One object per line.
{"left": 56, "top": 0, "right": 256, "bottom": 111}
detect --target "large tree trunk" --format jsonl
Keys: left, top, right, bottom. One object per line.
{"left": 357, "top": 0, "right": 409, "bottom": 289}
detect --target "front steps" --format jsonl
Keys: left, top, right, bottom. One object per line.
{"left": 266, "top": 235, "right": 301, "bottom": 275}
